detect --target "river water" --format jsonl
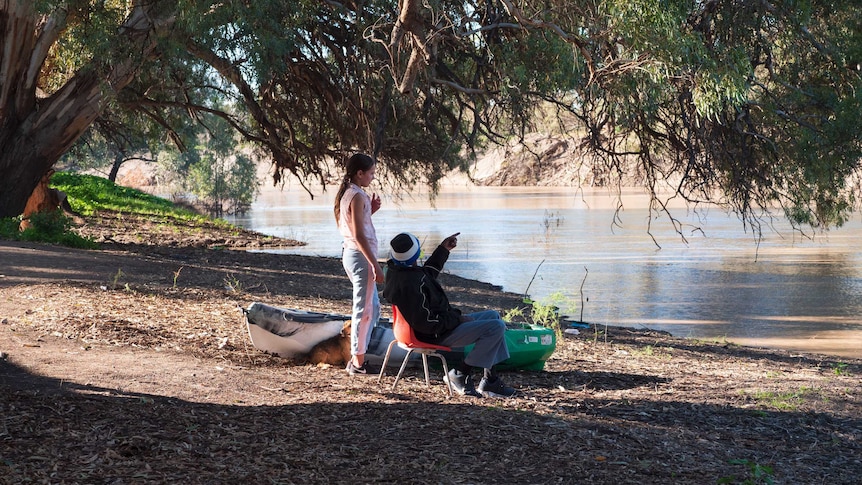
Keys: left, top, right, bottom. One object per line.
{"left": 226, "top": 184, "right": 862, "bottom": 359}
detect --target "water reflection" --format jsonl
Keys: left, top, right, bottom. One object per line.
{"left": 226, "top": 185, "right": 862, "bottom": 358}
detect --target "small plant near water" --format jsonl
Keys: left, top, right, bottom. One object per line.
{"left": 503, "top": 306, "right": 530, "bottom": 326}
{"left": 592, "top": 326, "right": 606, "bottom": 343}
{"left": 503, "top": 291, "right": 575, "bottom": 339}
{"left": 540, "top": 210, "right": 564, "bottom": 239}
{"left": 718, "top": 459, "right": 776, "bottom": 485}
{"left": 691, "top": 335, "right": 731, "bottom": 346}
{"left": 110, "top": 268, "right": 125, "bottom": 290}
{"left": 223, "top": 274, "right": 243, "bottom": 292}
{"left": 634, "top": 345, "right": 672, "bottom": 359}
{"left": 173, "top": 267, "right": 184, "bottom": 288}
{"left": 832, "top": 362, "right": 850, "bottom": 376}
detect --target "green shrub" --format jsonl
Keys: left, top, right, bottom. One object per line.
{"left": 0, "top": 217, "right": 20, "bottom": 239}
{"left": 12, "top": 212, "right": 98, "bottom": 249}
{"left": 505, "top": 292, "right": 576, "bottom": 339}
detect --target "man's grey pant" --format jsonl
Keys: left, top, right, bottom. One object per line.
{"left": 438, "top": 310, "right": 510, "bottom": 369}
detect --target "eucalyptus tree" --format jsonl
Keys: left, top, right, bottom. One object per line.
{"left": 569, "top": 1, "right": 862, "bottom": 235}
{"left": 1, "top": 0, "right": 860, "bottom": 234}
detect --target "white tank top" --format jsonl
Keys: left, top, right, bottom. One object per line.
{"left": 338, "top": 183, "right": 378, "bottom": 255}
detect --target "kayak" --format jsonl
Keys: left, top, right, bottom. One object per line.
{"left": 244, "top": 302, "right": 348, "bottom": 358}
{"left": 244, "top": 302, "right": 557, "bottom": 370}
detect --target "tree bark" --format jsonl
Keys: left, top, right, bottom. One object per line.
{"left": 108, "top": 154, "right": 124, "bottom": 183}
{"left": 0, "top": 1, "right": 174, "bottom": 218}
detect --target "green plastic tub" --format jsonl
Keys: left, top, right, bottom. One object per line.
{"left": 445, "top": 322, "right": 557, "bottom": 371}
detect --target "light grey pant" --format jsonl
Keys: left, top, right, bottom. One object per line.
{"left": 438, "top": 310, "right": 510, "bottom": 369}
{"left": 342, "top": 248, "right": 379, "bottom": 356}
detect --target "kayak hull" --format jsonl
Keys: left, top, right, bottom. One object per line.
{"left": 245, "top": 302, "right": 348, "bottom": 358}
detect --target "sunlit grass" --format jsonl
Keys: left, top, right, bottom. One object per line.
{"left": 51, "top": 172, "right": 206, "bottom": 222}
{"left": 1, "top": 172, "right": 227, "bottom": 247}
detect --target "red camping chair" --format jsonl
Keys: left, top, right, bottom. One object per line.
{"left": 377, "top": 306, "right": 453, "bottom": 396}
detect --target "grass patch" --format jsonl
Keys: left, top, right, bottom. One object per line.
{"left": 51, "top": 172, "right": 207, "bottom": 223}
{"left": 1, "top": 212, "right": 97, "bottom": 249}
{"left": 1, "top": 172, "right": 223, "bottom": 249}
{"left": 718, "top": 459, "right": 776, "bottom": 485}
{"left": 633, "top": 345, "right": 672, "bottom": 359}
{"left": 691, "top": 335, "right": 732, "bottom": 346}
{"left": 747, "top": 387, "right": 817, "bottom": 411}
{"left": 831, "top": 362, "right": 851, "bottom": 376}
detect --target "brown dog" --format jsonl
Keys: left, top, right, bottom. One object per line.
{"left": 308, "top": 320, "right": 352, "bottom": 365}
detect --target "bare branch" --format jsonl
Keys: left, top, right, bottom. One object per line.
{"left": 184, "top": 40, "right": 293, "bottom": 171}
{"left": 430, "top": 78, "right": 487, "bottom": 95}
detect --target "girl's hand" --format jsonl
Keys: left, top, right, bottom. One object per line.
{"left": 374, "top": 263, "right": 385, "bottom": 283}
{"left": 370, "top": 193, "right": 382, "bottom": 214}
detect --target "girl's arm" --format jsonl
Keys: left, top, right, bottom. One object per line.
{"left": 347, "top": 195, "right": 384, "bottom": 283}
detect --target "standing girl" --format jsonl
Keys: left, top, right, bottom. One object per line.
{"left": 334, "top": 153, "right": 384, "bottom": 374}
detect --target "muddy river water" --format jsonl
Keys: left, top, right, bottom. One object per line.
{"left": 227, "top": 184, "right": 862, "bottom": 359}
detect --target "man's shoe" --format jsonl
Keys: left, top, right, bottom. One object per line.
{"left": 444, "top": 369, "right": 481, "bottom": 397}
{"left": 478, "top": 376, "right": 517, "bottom": 398}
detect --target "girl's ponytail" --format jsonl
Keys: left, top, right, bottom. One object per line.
{"left": 333, "top": 177, "right": 350, "bottom": 222}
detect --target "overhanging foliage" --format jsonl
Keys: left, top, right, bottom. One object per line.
{"left": 1, "top": 0, "right": 860, "bottom": 233}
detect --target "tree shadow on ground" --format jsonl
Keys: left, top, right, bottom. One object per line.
{"left": 3, "top": 359, "right": 860, "bottom": 484}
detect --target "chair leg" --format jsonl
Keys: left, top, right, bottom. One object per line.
{"left": 437, "top": 354, "right": 453, "bottom": 396}
{"left": 377, "top": 339, "right": 398, "bottom": 384}
{"left": 421, "top": 353, "right": 431, "bottom": 386}
{"left": 383, "top": 346, "right": 453, "bottom": 397}
{"left": 391, "top": 349, "right": 414, "bottom": 391}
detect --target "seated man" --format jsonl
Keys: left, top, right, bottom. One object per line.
{"left": 383, "top": 231, "right": 516, "bottom": 398}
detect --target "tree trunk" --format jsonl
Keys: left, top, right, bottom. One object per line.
{"left": 108, "top": 154, "right": 124, "bottom": 183}
{"left": 0, "top": 1, "right": 174, "bottom": 218}
{"left": 0, "top": 147, "right": 52, "bottom": 221}
{"left": 0, "top": 69, "right": 105, "bottom": 217}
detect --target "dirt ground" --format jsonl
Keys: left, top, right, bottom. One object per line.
{"left": 1, "top": 211, "right": 861, "bottom": 484}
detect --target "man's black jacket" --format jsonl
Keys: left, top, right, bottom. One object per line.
{"left": 383, "top": 244, "right": 462, "bottom": 343}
